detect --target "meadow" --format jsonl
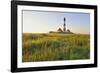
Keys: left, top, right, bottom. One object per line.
{"left": 22, "top": 33, "right": 90, "bottom": 62}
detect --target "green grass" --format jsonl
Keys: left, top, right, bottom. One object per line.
{"left": 22, "top": 33, "right": 90, "bottom": 62}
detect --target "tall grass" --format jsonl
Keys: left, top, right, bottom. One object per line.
{"left": 22, "top": 33, "right": 90, "bottom": 62}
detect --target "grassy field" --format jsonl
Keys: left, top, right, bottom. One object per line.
{"left": 22, "top": 33, "right": 90, "bottom": 62}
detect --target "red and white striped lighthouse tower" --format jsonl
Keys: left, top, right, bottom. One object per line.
{"left": 63, "top": 17, "right": 66, "bottom": 32}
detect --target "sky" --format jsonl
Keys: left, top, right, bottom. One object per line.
{"left": 22, "top": 10, "right": 90, "bottom": 34}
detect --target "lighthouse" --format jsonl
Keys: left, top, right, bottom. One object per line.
{"left": 63, "top": 17, "right": 66, "bottom": 32}
{"left": 50, "top": 17, "right": 73, "bottom": 34}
